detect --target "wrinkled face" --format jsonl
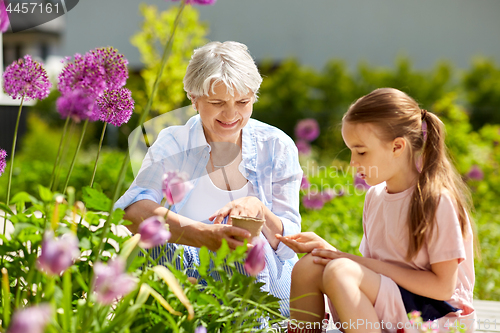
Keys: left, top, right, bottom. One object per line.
{"left": 341, "top": 122, "right": 395, "bottom": 186}
{"left": 194, "top": 82, "right": 254, "bottom": 143}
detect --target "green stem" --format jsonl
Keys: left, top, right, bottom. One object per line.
{"left": 90, "top": 122, "right": 107, "bottom": 188}
{"left": 63, "top": 119, "right": 89, "bottom": 194}
{"left": 53, "top": 120, "right": 76, "bottom": 192}
{"left": 94, "top": 0, "right": 187, "bottom": 261}
{"left": 3, "top": 95, "right": 24, "bottom": 236}
{"left": 49, "top": 116, "right": 71, "bottom": 191}
{"left": 1, "top": 268, "right": 11, "bottom": 328}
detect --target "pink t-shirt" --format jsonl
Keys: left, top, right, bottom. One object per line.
{"left": 359, "top": 183, "right": 475, "bottom": 314}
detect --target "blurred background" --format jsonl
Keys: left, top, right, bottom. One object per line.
{"left": 1, "top": 0, "right": 500, "bottom": 301}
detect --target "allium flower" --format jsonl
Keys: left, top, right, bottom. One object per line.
{"left": 88, "top": 47, "right": 129, "bottom": 91}
{"left": 354, "top": 173, "right": 370, "bottom": 190}
{"left": 300, "top": 174, "right": 310, "bottom": 189}
{"left": 58, "top": 47, "right": 128, "bottom": 98}
{"left": 295, "top": 140, "right": 311, "bottom": 155}
{"left": 37, "top": 232, "right": 80, "bottom": 276}
{"left": 7, "top": 304, "right": 52, "bottom": 333}
{"left": 138, "top": 216, "right": 171, "bottom": 249}
{"left": 0, "top": 149, "right": 6, "bottom": 177}
{"left": 194, "top": 327, "right": 207, "bottom": 333}
{"left": 320, "top": 189, "right": 335, "bottom": 202}
{"left": 295, "top": 119, "right": 320, "bottom": 142}
{"left": 95, "top": 88, "right": 134, "bottom": 127}
{"left": 56, "top": 89, "right": 96, "bottom": 122}
{"left": 163, "top": 171, "right": 194, "bottom": 206}
{"left": 467, "top": 165, "right": 484, "bottom": 181}
{"left": 244, "top": 237, "right": 266, "bottom": 276}
{"left": 3, "top": 55, "right": 52, "bottom": 101}
{"left": 58, "top": 53, "right": 106, "bottom": 97}
{"left": 93, "top": 258, "right": 137, "bottom": 305}
{"left": 171, "top": 0, "right": 217, "bottom": 5}
{"left": 0, "top": 0, "right": 10, "bottom": 33}
{"left": 302, "top": 192, "right": 324, "bottom": 210}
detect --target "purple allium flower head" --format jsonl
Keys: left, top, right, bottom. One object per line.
{"left": 467, "top": 165, "right": 484, "bottom": 181}
{"left": 162, "top": 170, "right": 194, "bottom": 206}
{"left": 56, "top": 89, "right": 96, "bottom": 122}
{"left": 300, "top": 174, "right": 310, "bottom": 190}
{"left": 244, "top": 237, "right": 266, "bottom": 276}
{"left": 58, "top": 47, "right": 128, "bottom": 99}
{"left": 170, "top": 0, "right": 217, "bottom": 5}
{"left": 58, "top": 53, "right": 106, "bottom": 98}
{"left": 95, "top": 88, "right": 134, "bottom": 127}
{"left": 295, "top": 118, "right": 320, "bottom": 142}
{"left": 0, "top": 149, "right": 6, "bottom": 177}
{"left": 3, "top": 55, "right": 52, "bottom": 101}
{"left": 295, "top": 140, "right": 311, "bottom": 155}
{"left": 93, "top": 258, "right": 137, "bottom": 305}
{"left": 320, "top": 189, "right": 335, "bottom": 202}
{"left": 138, "top": 216, "right": 171, "bottom": 249}
{"left": 302, "top": 192, "right": 324, "bottom": 210}
{"left": 194, "top": 327, "right": 207, "bottom": 333}
{"left": 37, "top": 231, "right": 80, "bottom": 276}
{"left": 0, "top": 0, "right": 10, "bottom": 33}
{"left": 7, "top": 304, "right": 52, "bottom": 333}
{"left": 354, "top": 173, "right": 371, "bottom": 191}
{"left": 88, "top": 47, "right": 129, "bottom": 91}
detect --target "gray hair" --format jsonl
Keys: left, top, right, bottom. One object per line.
{"left": 183, "top": 41, "right": 263, "bottom": 102}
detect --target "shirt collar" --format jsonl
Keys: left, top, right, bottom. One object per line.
{"left": 188, "top": 114, "right": 257, "bottom": 172}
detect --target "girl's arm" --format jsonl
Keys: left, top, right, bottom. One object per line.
{"left": 311, "top": 249, "right": 459, "bottom": 301}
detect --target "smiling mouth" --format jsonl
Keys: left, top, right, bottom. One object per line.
{"left": 217, "top": 119, "right": 239, "bottom": 126}
{"left": 358, "top": 173, "right": 366, "bottom": 179}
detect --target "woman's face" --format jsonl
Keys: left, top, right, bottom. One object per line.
{"left": 195, "top": 82, "right": 254, "bottom": 144}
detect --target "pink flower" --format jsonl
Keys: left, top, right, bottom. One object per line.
{"left": 0, "top": 149, "right": 6, "bottom": 176}
{"left": 195, "top": 327, "right": 207, "bottom": 333}
{"left": 354, "top": 173, "right": 370, "bottom": 190}
{"left": 37, "top": 232, "right": 80, "bottom": 276}
{"left": 138, "top": 216, "right": 171, "bottom": 249}
{"left": 302, "top": 192, "right": 325, "bottom": 210}
{"left": 295, "top": 140, "right": 311, "bottom": 155}
{"left": 244, "top": 237, "right": 266, "bottom": 276}
{"left": 0, "top": 0, "right": 9, "bottom": 33}
{"left": 3, "top": 55, "right": 52, "bottom": 101}
{"left": 295, "top": 119, "right": 320, "bottom": 142}
{"left": 300, "top": 175, "right": 310, "bottom": 189}
{"left": 320, "top": 189, "right": 335, "bottom": 202}
{"left": 7, "top": 304, "right": 52, "bottom": 333}
{"left": 93, "top": 258, "right": 137, "bottom": 305}
{"left": 170, "top": 0, "right": 216, "bottom": 5}
{"left": 162, "top": 171, "right": 194, "bottom": 206}
{"left": 56, "top": 89, "right": 96, "bottom": 122}
{"left": 95, "top": 88, "right": 135, "bottom": 127}
{"left": 467, "top": 165, "right": 484, "bottom": 181}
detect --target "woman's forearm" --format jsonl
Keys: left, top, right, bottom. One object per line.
{"left": 262, "top": 205, "right": 284, "bottom": 250}
{"left": 123, "top": 199, "right": 205, "bottom": 247}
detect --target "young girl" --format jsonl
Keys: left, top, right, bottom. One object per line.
{"left": 277, "top": 88, "right": 476, "bottom": 333}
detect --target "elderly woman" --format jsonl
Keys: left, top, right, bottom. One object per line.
{"left": 115, "top": 41, "right": 302, "bottom": 316}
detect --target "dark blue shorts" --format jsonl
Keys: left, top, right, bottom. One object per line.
{"left": 398, "top": 286, "right": 460, "bottom": 321}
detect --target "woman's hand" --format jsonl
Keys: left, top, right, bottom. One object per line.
{"left": 275, "top": 232, "right": 334, "bottom": 254}
{"left": 199, "top": 223, "right": 253, "bottom": 252}
{"left": 209, "top": 196, "right": 265, "bottom": 224}
{"left": 310, "top": 248, "right": 355, "bottom": 265}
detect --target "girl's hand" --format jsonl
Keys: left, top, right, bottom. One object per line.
{"left": 310, "top": 248, "right": 355, "bottom": 265}
{"left": 275, "top": 232, "right": 334, "bottom": 254}
{"left": 209, "top": 196, "right": 265, "bottom": 224}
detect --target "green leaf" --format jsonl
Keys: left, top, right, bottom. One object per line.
{"left": 214, "top": 238, "right": 229, "bottom": 268}
{"left": 82, "top": 186, "right": 111, "bottom": 211}
{"left": 0, "top": 203, "right": 14, "bottom": 215}
{"left": 198, "top": 246, "right": 209, "bottom": 276}
{"left": 11, "top": 192, "right": 39, "bottom": 205}
{"left": 38, "top": 185, "right": 53, "bottom": 202}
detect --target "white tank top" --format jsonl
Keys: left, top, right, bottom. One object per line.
{"left": 177, "top": 170, "right": 250, "bottom": 224}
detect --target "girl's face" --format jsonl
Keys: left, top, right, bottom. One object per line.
{"left": 195, "top": 82, "right": 254, "bottom": 144}
{"left": 341, "top": 122, "right": 397, "bottom": 187}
